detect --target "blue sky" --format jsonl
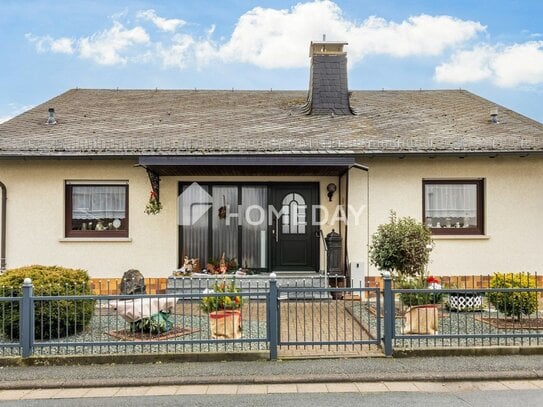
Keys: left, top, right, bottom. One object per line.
{"left": 1, "top": 0, "right": 542, "bottom": 123}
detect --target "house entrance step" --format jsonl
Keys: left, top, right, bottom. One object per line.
{"left": 166, "top": 272, "right": 332, "bottom": 300}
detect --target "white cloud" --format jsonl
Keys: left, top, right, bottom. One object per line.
{"left": 25, "top": 33, "right": 74, "bottom": 54}
{"left": 79, "top": 22, "right": 150, "bottom": 65}
{"left": 25, "top": 1, "right": 485, "bottom": 71}
{"left": 214, "top": 1, "right": 484, "bottom": 68}
{"left": 435, "top": 41, "right": 543, "bottom": 87}
{"left": 137, "top": 9, "right": 186, "bottom": 32}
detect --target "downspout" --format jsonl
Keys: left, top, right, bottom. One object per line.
{"left": 0, "top": 181, "right": 6, "bottom": 271}
{"left": 345, "top": 163, "right": 369, "bottom": 286}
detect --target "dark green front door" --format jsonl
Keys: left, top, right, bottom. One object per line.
{"left": 270, "top": 184, "right": 319, "bottom": 272}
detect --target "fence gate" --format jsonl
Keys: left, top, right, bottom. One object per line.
{"left": 268, "top": 279, "right": 381, "bottom": 358}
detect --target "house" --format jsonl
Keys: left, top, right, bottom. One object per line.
{"left": 0, "top": 41, "right": 542, "bottom": 288}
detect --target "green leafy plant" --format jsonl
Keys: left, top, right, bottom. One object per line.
{"left": 0, "top": 265, "right": 95, "bottom": 339}
{"left": 131, "top": 311, "right": 173, "bottom": 335}
{"left": 144, "top": 191, "right": 162, "bottom": 215}
{"left": 397, "top": 275, "right": 444, "bottom": 306}
{"left": 487, "top": 272, "right": 538, "bottom": 319}
{"left": 369, "top": 211, "right": 433, "bottom": 278}
{"left": 201, "top": 279, "right": 243, "bottom": 313}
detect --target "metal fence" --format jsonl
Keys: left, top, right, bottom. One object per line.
{"left": 0, "top": 276, "right": 380, "bottom": 359}
{"left": 1, "top": 274, "right": 542, "bottom": 359}
{"left": 381, "top": 273, "right": 543, "bottom": 356}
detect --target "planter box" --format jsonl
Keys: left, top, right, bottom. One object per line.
{"left": 447, "top": 292, "right": 484, "bottom": 312}
{"left": 209, "top": 310, "right": 242, "bottom": 339}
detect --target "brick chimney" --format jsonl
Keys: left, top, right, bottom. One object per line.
{"left": 302, "top": 41, "right": 353, "bottom": 115}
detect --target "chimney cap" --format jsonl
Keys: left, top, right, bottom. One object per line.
{"left": 309, "top": 41, "right": 348, "bottom": 57}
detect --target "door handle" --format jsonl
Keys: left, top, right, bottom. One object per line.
{"left": 275, "top": 216, "right": 279, "bottom": 242}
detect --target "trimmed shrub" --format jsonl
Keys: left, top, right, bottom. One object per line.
{"left": 0, "top": 265, "right": 95, "bottom": 339}
{"left": 487, "top": 272, "right": 538, "bottom": 319}
{"left": 369, "top": 211, "right": 433, "bottom": 278}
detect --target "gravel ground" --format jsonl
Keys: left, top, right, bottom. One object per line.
{"left": 348, "top": 301, "right": 543, "bottom": 349}
{"left": 1, "top": 311, "right": 268, "bottom": 356}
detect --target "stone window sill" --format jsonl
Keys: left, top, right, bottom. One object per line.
{"left": 432, "top": 235, "right": 490, "bottom": 240}
{"left": 58, "top": 237, "right": 132, "bottom": 243}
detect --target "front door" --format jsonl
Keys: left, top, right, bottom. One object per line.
{"left": 270, "top": 184, "right": 319, "bottom": 271}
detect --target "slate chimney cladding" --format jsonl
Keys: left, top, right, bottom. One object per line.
{"left": 302, "top": 41, "right": 353, "bottom": 115}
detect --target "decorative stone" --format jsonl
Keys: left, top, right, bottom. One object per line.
{"left": 120, "top": 269, "right": 146, "bottom": 295}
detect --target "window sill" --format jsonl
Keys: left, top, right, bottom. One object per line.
{"left": 59, "top": 237, "right": 132, "bottom": 243}
{"left": 432, "top": 235, "right": 490, "bottom": 240}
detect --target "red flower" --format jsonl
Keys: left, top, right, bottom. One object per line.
{"left": 427, "top": 276, "right": 440, "bottom": 284}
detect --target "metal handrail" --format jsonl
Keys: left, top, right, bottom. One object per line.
{"left": 318, "top": 229, "right": 328, "bottom": 279}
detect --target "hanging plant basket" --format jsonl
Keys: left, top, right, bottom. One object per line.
{"left": 144, "top": 191, "right": 162, "bottom": 215}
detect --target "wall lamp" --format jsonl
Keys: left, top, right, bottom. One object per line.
{"left": 326, "top": 183, "right": 337, "bottom": 201}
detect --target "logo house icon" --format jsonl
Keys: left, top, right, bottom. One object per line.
{"left": 178, "top": 182, "right": 213, "bottom": 226}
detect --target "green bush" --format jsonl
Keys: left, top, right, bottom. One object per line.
{"left": 369, "top": 211, "right": 433, "bottom": 278}
{"left": 487, "top": 272, "right": 538, "bottom": 319}
{"left": 397, "top": 275, "right": 444, "bottom": 306}
{"left": 0, "top": 265, "right": 95, "bottom": 339}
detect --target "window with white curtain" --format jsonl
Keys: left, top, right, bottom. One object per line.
{"left": 423, "top": 179, "right": 484, "bottom": 235}
{"left": 66, "top": 183, "right": 128, "bottom": 237}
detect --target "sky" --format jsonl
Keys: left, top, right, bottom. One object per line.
{"left": 1, "top": 0, "right": 542, "bottom": 123}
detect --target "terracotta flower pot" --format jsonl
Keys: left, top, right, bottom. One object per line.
{"left": 402, "top": 304, "right": 439, "bottom": 335}
{"left": 208, "top": 310, "right": 242, "bottom": 339}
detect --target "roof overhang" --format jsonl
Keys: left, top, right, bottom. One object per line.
{"left": 138, "top": 155, "right": 357, "bottom": 176}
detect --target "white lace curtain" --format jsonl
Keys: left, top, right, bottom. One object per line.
{"left": 72, "top": 186, "right": 126, "bottom": 220}
{"left": 425, "top": 184, "right": 477, "bottom": 218}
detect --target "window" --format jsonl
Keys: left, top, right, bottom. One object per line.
{"left": 281, "top": 192, "right": 306, "bottom": 234}
{"left": 423, "top": 179, "right": 484, "bottom": 235}
{"left": 65, "top": 182, "right": 129, "bottom": 237}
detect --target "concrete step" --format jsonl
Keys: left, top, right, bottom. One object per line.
{"left": 166, "top": 272, "right": 332, "bottom": 300}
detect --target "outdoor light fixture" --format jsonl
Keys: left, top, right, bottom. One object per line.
{"left": 327, "top": 183, "right": 337, "bottom": 201}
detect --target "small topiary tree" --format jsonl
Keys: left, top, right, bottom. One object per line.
{"left": 370, "top": 211, "right": 439, "bottom": 305}
{"left": 0, "top": 265, "right": 95, "bottom": 339}
{"left": 369, "top": 211, "right": 433, "bottom": 278}
{"left": 487, "top": 272, "right": 538, "bottom": 319}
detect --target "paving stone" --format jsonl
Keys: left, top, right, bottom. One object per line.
{"left": 500, "top": 380, "right": 540, "bottom": 390}
{"left": 144, "top": 386, "right": 179, "bottom": 396}
{"left": 205, "top": 384, "right": 239, "bottom": 394}
{"left": 325, "top": 382, "right": 359, "bottom": 392}
{"left": 297, "top": 383, "right": 328, "bottom": 393}
{"left": 236, "top": 385, "right": 268, "bottom": 394}
{"left": 267, "top": 384, "right": 298, "bottom": 393}
{"left": 384, "top": 382, "right": 419, "bottom": 392}
{"left": 0, "top": 390, "right": 32, "bottom": 401}
{"left": 175, "top": 385, "right": 208, "bottom": 395}
{"left": 21, "top": 389, "right": 62, "bottom": 399}
{"left": 354, "top": 382, "right": 388, "bottom": 393}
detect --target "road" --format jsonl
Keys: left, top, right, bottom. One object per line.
{"left": 1, "top": 389, "right": 542, "bottom": 407}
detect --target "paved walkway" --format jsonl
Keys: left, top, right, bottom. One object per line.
{"left": 1, "top": 380, "right": 543, "bottom": 401}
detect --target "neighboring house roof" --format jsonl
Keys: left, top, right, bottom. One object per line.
{"left": 0, "top": 88, "right": 542, "bottom": 157}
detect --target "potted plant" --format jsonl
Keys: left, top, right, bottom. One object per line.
{"left": 201, "top": 279, "right": 243, "bottom": 339}
{"left": 397, "top": 275, "right": 444, "bottom": 306}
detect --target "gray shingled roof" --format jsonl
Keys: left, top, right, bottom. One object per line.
{"left": 0, "top": 88, "right": 542, "bottom": 156}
